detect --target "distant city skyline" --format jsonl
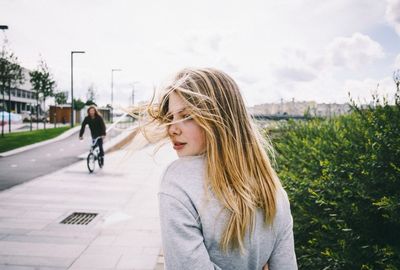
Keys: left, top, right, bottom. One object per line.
{"left": 1, "top": 0, "right": 400, "bottom": 108}
{"left": 248, "top": 99, "right": 351, "bottom": 118}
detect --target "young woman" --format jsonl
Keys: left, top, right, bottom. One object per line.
{"left": 79, "top": 105, "right": 107, "bottom": 162}
{"left": 148, "top": 68, "right": 297, "bottom": 269}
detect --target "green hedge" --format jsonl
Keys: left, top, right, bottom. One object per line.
{"left": 271, "top": 92, "right": 400, "bottom": 269}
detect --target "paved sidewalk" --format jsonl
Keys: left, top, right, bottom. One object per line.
{"left": 0, "top": 139, "right": 176, "bottom": 269}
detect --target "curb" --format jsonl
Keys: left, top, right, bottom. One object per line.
{"left": 0, "top": 126, "right": 81, "bottom": 158}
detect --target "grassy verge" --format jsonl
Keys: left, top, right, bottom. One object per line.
{"left": 0, "top": 126, "right": 70, "bottom": 153}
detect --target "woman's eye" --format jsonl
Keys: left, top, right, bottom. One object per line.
{"left": 164, "top": 115, "right": 173, "bottom": 122}
{"left": 182, "top": 114, "right": 192, "bottom": 120}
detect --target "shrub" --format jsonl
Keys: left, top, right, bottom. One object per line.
{"left": 271, "top": 91, "right": 400, "bottom": 269}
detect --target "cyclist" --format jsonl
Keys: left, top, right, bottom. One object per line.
{"left": 79, "top": 105, "right": 106, "bottom": 164}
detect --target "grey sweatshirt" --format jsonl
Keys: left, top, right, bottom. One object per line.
{"left": 159, "top": 155, "right": 297, "bottom": 270}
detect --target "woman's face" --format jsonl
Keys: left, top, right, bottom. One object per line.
{"left": 89, "top": 108, "right": 96, "bottom": 118}
{"left": 167, "top": 92, "right": 206, "bottom": 157}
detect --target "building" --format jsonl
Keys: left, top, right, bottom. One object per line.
{"left": 1, "top": 66, "right": 112, "bottom": 124}
{"left": 0, "top": 67, "right": 40, "bottom": 114}
{"left": 249, "top": 99, "right": 317, "bottom": 116}
{"left": 248, "top": 98, "right": 350, "bottom": 117}
{"left": 49, "top": 105, "right": 73, "bottom": 124}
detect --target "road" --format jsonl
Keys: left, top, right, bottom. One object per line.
{"left": 0, "top": 127, "right": 121, "bottom": 191}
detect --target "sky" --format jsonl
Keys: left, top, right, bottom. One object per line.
{"left": 1, "top": 0, "right": 400, "bottom": 108}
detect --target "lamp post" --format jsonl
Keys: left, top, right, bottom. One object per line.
{"left": 29, "top": 103, "right": 33, "bottom": 131}
{"left": 111, "top": 68, "right": 121, "bottom": 123}
{"left": 0, "top": 25, "right": 8, "bottom": 137}
{"left": 131, "top": 81, "right": 139, "bottom": 106}
{"left": 70, "top": 51, "right": 85, "bottom": 128}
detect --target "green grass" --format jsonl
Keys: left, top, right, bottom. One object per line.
{"left": 0, "top": 126, "right": 70, "bottom": 153}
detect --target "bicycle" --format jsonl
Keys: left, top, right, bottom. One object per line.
{"left": 87, "top": 136, "right": 104, "bottom": 173}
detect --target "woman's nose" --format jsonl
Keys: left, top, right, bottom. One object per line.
{"left": 168, "top": 122, "right": 182, "bottom": 136}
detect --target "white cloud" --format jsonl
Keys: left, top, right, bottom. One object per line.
{"left": 395, "top": 54, "right": 400, "bottom": 68}
{"left": 274, "top": 66, "right": 317, "bottom": 82}
{"left": 386, "top": 0, "right": 400, "bottom": 35}
{"left": 0, "top": 0, "right": 396, "bottom": 107}
{"left": 344, "top": 77, "right": 397, "bottom": 103}
{"left": 326, "top": 33, "right": 385, "bottom": 70}
{"left": 272, "top": 48, "right": 319, "bottom": 82}
{"left": 272, "top": 73, "right": 346, "bottom": 104}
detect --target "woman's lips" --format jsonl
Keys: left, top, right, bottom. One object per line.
{"left": 173, "top": 142, "right": 186, "bottom": 150}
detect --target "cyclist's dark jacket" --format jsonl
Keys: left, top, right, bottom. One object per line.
{"left": 79, "top": 115, "right": 106, "bottom": 139}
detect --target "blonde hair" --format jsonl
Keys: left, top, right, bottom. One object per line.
{"left": 146, "top": 67, "right": 280, "bottom": 252}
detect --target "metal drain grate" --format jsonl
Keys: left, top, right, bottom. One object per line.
{"left": 60, "top": 212, "right": 98, "bottom": 225}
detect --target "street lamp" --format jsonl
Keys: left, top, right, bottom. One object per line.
{"left": 0, "top": 25, "right": 8, "bottom": 137}
{"left": 111, "top": 68, "right": 122, "bottom": 123}
{"left": 70, "top": 50, "right": 85, "bottom": 128}
{"left": 131, "top": 81, "right": 139, "bottom": 106}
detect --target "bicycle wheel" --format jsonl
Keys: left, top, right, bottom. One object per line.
{"left": 98, "top": 156, "right": 103, "bottom": 168}
{"left": 87, "top": 153, "right": 96, "bottom": 173}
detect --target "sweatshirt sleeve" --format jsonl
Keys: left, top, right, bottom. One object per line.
{"left": 100, "top": 117, "right": 106, "bottom": 136}
{"left": 268, "top": 190, "right": 298, "bottom": 270}
{"left": 79, "top": 117, "right": 87, "bottom": 137}
{"left": 159, "top": 193, "right": 222, "bottom": 270}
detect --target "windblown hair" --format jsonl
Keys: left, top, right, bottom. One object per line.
{"left": 147, "top": 67, "right": 280, "bottom": 252}
{"left": 86, "top": 105, "right": 102, "bottom": 118}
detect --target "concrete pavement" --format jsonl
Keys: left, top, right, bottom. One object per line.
{"left": 0, "top": 122, "right": 130, "bottom": 158}
{"left": 0, "top": 125, "right": 135, "bottom": 191}
{"left": 0, "top": 137, "right": 177, "bottom": 269}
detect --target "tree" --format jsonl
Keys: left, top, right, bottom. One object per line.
{"left": 72, "top": 98, "right": 86, "bottom": 124}
{"left": 29, "top": 69, "right": 42, "bottom": 129}
{"left": 85, "top": 100, "right": 97, "bottom": 106}
{"left": 29, "top": 59, "right": 56, "bottom": 129}
{"left": 53, "top": 91, "right": 68, "bottom": 125}
{"left": 54, "top": 91, "right": 67, "bottom": 105}
{"left": 86, "top": 84, "right": 97, "bottom": 105}
{"left": 0, "top": 46, "right": 24, "bottom": 136}
{"left": 73, "top": 98, "right": 85, "bottom": 111}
